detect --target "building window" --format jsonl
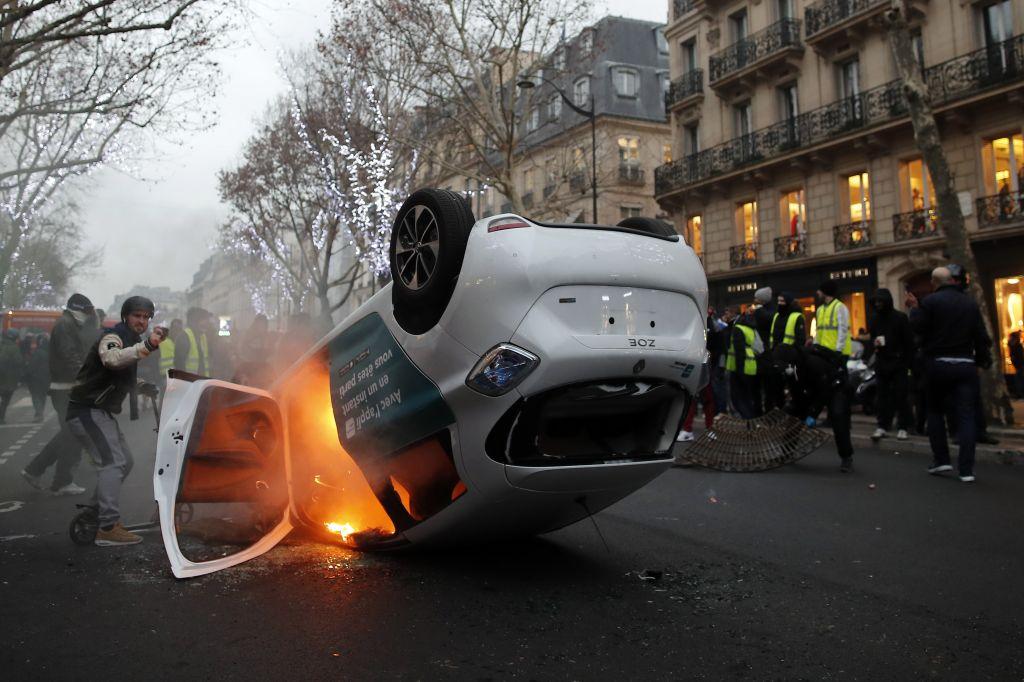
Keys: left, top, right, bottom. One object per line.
{"left": 899, "top": 158, "right": 936, "bottom": 210}
{"left": 779, "top": 83, "right": 799, "bottom": 120}
{"left": 548, "top": 95, "right": 562, "bottom": 121}
{"left": 994, "top": 275, "right": 1024, "bottom": 377}
{"left": 981, "top": 0, "right": 1013, "bottom": 48}
{"left": 620, "top": 205, "right": 642, "bottom": 220}
{"left": 579, "top": 29, "right": 593, "bottom": 56}
{"left": 613, "top": 67, "right": 639, "bottom": 98}
{"left": 840, "top": 59, "right": 860, "bottom": 99}
{"left": 554, "top": 47, "right": 566, "bottom": 71}
{"left": 777, "top": 0, "right": 794, "bottom": 19}
{"left": 660, "top": 72, "right": 670, "bottom": 99}
{"left": 686, "top": 215, "right": 703, "bottom": 254}
{"left": 527, "top": 106, "right": 540, "bottom": 131}
{"left": 684, "top": 124, "right": 699, "bottom": 155}
{"left": 847, "top": 171, "right": 871, "bottom": 222}
{"left": 981, "top": 133, "right": 1023, "bottom": 195}
{"left": 682, "top": 38, "right": 697, "bottom": 71}
{"left": 781, "top": 189, "right": 806, "bottom": 236}
{"left": 730, "top": 9, "right": 748, "bottom": 43}
{"left": 656, "top": 28, "right": 669, "bottom": 54}
{"left": 523, "top": 168, "right": 535, "bottom": 194}
{"left": 734, "top": 102, "right": 752, "bottom": 137}
{"left": 573, "top": 77, "right": 591, "bottom": 107}
{"left": 573, "top": 146, "right": 586, "bottom": 171}
{"left": 912, "top": 31, "right": 924, "bottom": 70}
{"left": 736, "top": 200, "right": 759, "bottom": 244}
{"left": 663, "top": 144, "right": 672, "bottom": 164}
{"left": 618, "top": 136, "right": 640, "bottom": 165}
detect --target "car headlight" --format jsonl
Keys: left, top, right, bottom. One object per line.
{"left": 465, "top": 344, "right": 540, "bottom": 396}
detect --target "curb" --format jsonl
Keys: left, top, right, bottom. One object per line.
{"left": 850, "top": 431, "right": 1024, "bottom": 466}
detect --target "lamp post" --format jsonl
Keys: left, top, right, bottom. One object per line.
{"left": 517, "top": 76, "right": 598, "bottom": 224}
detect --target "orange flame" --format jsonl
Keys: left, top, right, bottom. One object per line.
{"left": 324, "top": 521, "right": 357, "bottom": 542}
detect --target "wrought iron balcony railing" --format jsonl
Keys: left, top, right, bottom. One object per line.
{"left": 730, "top": 243, "right": 759, "bottom": 268}
{"left": 774, "top": 234, "right": 808, "bottom": 261}
{"left": 833, "top": 221, "right": 872, "bottom": 251}
{"left": 569, "top": 171, "right": 588, "bottom": 194}
{"left": 709, "top": 19, "right": 802, "bottom": 83}
{"left": 926, "top": 35, "right": 1024, "bottom": 106}
{"left": 804, "top": 0, "right": 887, "bottom": 38}
{"left": 618, "top": 164, "right": 645, "bottom": 186}
{"left": 977, "top": 192, "right": 1024, "bottom": 227}
{"left": 673, "top": 0, "right": 695, "bottom": 21}
{"left": 892, "top": 208, "right": 938, "bottom": 241}
{"left": 665, "top": 69, "right": 703, "bottom": 109}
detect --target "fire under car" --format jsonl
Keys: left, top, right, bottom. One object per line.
{"left": 154, "top": 188, "right": 709, "bottom": 578}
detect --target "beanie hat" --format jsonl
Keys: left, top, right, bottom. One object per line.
{"left": 66, "top": 293, "right": 94, "bottom": 313}
{"left": 754, "top": 287, "right": 773, "bottom": 304}
{"left": 819, "top": 280, "right": 838, "bottom": 298}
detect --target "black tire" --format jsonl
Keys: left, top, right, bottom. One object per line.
{"left": 389, "top": 188, "right": 475, "bottom": 334}
{"left": 69, "top": 508, "right": 98, "bottom": 546}
{"left": 616, "top": 217, "right": 677, "bottom": 237}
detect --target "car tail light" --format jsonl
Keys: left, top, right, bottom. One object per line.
{"left": 487, "top": 218, "right": 530, "bottom": 233}
{"left": 466, "top": 344, "right": 540, "bottom": 396}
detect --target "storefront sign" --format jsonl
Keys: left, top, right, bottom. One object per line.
{"left": 726, "top": 282, "right": 758, "bottom": 294}
{"left": 828, "top": 268, "right": 870, "bottom": 281}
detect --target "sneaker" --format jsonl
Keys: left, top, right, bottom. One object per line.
{"left": 896, "top": 429, "right": 909, "bottom": 441}
{"left": 676, "top": 430, "right": 695, "bottom": 443}
{"left": 959, "top": 474, "right": 975, "bottom": 483}
{"left": 95, "top": 523, "right": 143, "bottom": 547}
{"left": 20, "top": 469, "right": 43, "bottom": 490}
{"left": 50, "top": 483, "right": 86, "bottom": 496}
{"left": 840, "top": 457, "right": 853, "bottom": 473}
{"left": 871, "top": 428, "right": 887, "bottom": 441}
{"left": 927, "top": 463, "right": 953, "bottom": 475}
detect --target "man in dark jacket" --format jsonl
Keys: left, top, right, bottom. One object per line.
{"left": 907, "top": 267, "right": 991, "bottom": 483}
{"left": 1009, "top": 331, "right": 1024, "bottom": 399}
{"left": 726, "top": 310, "right": 763, "bottom": 419}
{"left": 65, "top": 296, "right": 166, "bottom": 546}
{"left": 765, "top": 291, "right": 806, "bottom": 413}
{"left": 869, "top": 289, "right": 915, "bottom": 441}
{"left": 21, "top": 294, "right": 97, "bottom": 495}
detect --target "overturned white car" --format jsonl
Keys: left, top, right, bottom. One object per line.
{"left": 153, "top": 189, "right": 708, "bottom": 577}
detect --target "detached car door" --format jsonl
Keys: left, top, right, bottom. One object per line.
{"left": 154, "top": 374, "right": 293, "bottom": 578}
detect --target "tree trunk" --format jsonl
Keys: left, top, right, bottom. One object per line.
{"left": 886, "top": 1, "right": 1014, "bottom": 425}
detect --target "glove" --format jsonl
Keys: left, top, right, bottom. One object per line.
{"left": 805, "top": 416, "right": 817, "bottom": 428}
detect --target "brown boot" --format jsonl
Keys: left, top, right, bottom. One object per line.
{"left": 95, "top": 522, "right": 142, "bottom": 547}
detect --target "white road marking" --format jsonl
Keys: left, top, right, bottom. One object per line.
{"left": 0, "top": 501, "right": 26, "bottom": 513}
{"left": 0, "top": 534, "right": 35, "bottom": 542}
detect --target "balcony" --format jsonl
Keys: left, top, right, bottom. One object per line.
{"left": 926, "top": 35, "right": 1024, "bottom": 107}
{"left": 730, "top": 243, "right": 759, "bottom": 268}
{"left": 977, "top": 192, "right": 1024, "bottom": 228}
{"left": 774, "top": 234, "right": 808, "bottom": 261}
{"left": 708, "top": 19, "right": 803, "bottom": 93}
{"left": 569, "top": 171, "right": 588, "bottom": 194}
{"left": 804, "top": 0, "right": 889, "bottom": 53}
{"left": 665, "top": 69, "right": 703, "bottom": 111}
{"left": 892, "top": 208, "right": 938, "bottom": 241}
{"left": 618, "top": 164, "right": 645, "bottom": 186}
{"left": 833, "top": 221, "right": 872, "bottom": 251}
{"left": 672, "top": 0, "right": 695, "bottom": 22}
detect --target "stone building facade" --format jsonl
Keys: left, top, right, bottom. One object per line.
{"left": 656, "top": 0, "right": 1024, "bottom": 374}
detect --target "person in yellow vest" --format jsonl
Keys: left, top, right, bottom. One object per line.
{"left": 805, "top": 280, "right": 855, "bottom": 472}
{"left": 157, "top": 318, "right": 183, "bottom": 386}
{"left": 174, "top": 308, "right": 211, "bottom": 376}
{"left": 725, "top": 310, "right": 763, "bottom": 419}
{"left": 765, "top": 291, "right": 806, "bottom": 413}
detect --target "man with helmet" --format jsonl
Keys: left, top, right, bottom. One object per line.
{"left": 64, "top": 296, "right": 166, "bottom": 546}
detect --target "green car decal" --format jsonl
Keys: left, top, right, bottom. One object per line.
{"left": 329, "top": 313, "right": 455, "bottom": 460}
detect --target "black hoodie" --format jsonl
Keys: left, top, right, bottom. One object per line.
{"left": 868, "top": 289, "right": 914, "bottom": 374}
{"left": 771, "top": 291, "right": 806, "bottom": 348}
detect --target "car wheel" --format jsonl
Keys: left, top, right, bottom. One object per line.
{"left": 389, "top": 188, "right": 475, "bottom": 334}
{"left": 616, "top": 217, "right": 676, "bottom": 237}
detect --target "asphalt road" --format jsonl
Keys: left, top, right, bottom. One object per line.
{"left": 1, "top": 390, "right": 1023, "bottom": 680}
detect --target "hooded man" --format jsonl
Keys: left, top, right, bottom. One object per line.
{"left": 64, "top": 296, "right": 166, "bottom": 546}
{"left": 765, "top": 291, "right": 806, "bottom": 413}
{"left": 21, "top": 293, "right": 97, "bottom": 495}
{"left": 868, "top": 289, "right": 915, "bottom": 441}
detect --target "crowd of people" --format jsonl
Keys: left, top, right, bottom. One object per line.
{"left": 680, "top": 264, "right": 1012, "bottom": 481}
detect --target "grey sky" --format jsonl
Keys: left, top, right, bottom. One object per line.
{"left": 75, "top": 0, "right": 668, "bottom": 311}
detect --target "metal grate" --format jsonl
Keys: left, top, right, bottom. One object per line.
{"left": 675, "top": 409, "right": 831, "bottom": 472}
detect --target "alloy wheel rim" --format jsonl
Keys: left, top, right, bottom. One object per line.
{"left": 394, "top": 204, "right": 440, "bottom": 291}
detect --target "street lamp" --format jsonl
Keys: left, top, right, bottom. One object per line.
{"left": 517, "top": 76, "right": 598, "bottom": 224}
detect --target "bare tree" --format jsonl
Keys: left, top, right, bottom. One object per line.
{"left": 886, "top": 0, "right": 1013, "bottom": 425}
{"left": 328, "top": 0, "right": 593, "bottom": 214}
{"left": 0, "top": 0, "right": 237, "bottom": 308}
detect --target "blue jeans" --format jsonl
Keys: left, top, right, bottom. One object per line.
{"left": 926, "top": 360, "right": 980, "bottom": 476}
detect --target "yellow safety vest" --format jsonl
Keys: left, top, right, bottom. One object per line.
{"left": 770, "top": 312, "right": 801, "bottom": 346}
{"left": 725, "top": 324, "right": 758, "bottom": 376}
{"left": 183, "top": 328, "right": 209, "bottom": 374}
{"left": 159, "top": 337, "right": 176, "bottom": 373}
{"left": 815, "top": 298, "right": 852, "bottom": 356}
